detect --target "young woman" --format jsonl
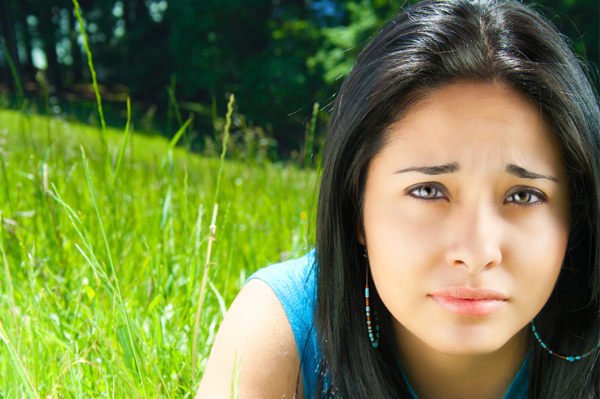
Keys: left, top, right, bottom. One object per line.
{"left": 197, "top": 0, "right": 599, "bottom": 397}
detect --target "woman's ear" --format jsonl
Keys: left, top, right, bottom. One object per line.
{"left": 357, "top": 225, "right": 365, "bottom": 245}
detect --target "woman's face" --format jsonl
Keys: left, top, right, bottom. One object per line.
{"left": 361, "top": 81, "right": 570, "bottom": 356}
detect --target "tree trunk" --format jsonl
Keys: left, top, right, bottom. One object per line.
{"left": 68, "top": 9, "right": 84, "bottom": 83}
{"left": 0, "top": 0, "right": 23, "bottom": 91}
{"left": 36, "top": 4, "right": 62, "bottom": 90}
{"left": 17, "top": 8, "right": 36, "bottom": 84}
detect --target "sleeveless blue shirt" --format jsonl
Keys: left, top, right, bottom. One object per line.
{"left": 247, "top": 250, "right": 529, "bottom": 398}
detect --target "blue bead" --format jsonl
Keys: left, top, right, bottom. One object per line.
{"left": 541, "top": 343, "right": 546, "bottom": 348}
{"left": 567, "top": 357, "right": 574, "bottom": 362}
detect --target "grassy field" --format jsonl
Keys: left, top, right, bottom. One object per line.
{"left": 0, "top": 104, "right": 318, "bottom": 398}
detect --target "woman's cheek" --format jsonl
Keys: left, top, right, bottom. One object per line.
{"left": 366, "top": 202, "right": 445, "bottom": 273}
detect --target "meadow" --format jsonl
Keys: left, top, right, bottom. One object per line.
{"left": 0, "top": 97, "right": 318, "bottom": 397}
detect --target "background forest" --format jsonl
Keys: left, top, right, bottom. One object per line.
{"left": 1, "top": 0, "right": 598, "bottom": 158}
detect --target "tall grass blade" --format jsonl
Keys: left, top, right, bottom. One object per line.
{"left": 213, "top": 94, "right": 235, "bottom": 205}
{"left": 160, "top": 185, "right": 172, "bottom": 229}
{"left": 168, "top": 116, "right": 193, "bottom": 152}
{"left": 230, "top": 352, "right": 241, "bottom": 399}
{"left": 49, "top": 185, "right": 115, "bottom": 297}
{"left": 183, "top": 166, "right": 189, "bottom": 252}
{"left": 0, "top": 153, "right": 13, "bottom": 219}
{"left": 72, "top": 0, "right": 111, "bottom": 182}
{"left": 192, "top": 203, "right": 218, "bottom": 377}
{"left": 0, "top": 223, "right": 17, "bottom": 330}
{"left": 80, "top": 147, "right": 147, "bottom": 398}
{"left": 0, "top": 319, "right": 40, "bottom": 399}
{"left": 186, "top": 204, "right": 204, "bottom": 303}
{"left": 111, "top": 97, "right": 132, "bottom": 188}
{"left": 191, "top": 93, "right": 234, "bottom": 377}
{"left": 304, "top": 102, "right": 319, "bottom": 168}
{"left": 158, "top": 116, "right": 192, "bottom": 228}
{"left": 117, "top": 325, "right": 138, "bottom": 375}
{"left": 167, "top": 75, "right": 183, "bottom": 128}
{"left": 208, "top": 281, "right": 227, "bottom": 318}
{"left": 1, "top": 38, "right": 24, "bottom": 110}
{"left": 72, "top": 0, "right": 106, "bottom": 134}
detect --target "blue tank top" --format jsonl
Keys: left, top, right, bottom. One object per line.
{"left": 247, "top": 250, "right": 530, "bottom": 398}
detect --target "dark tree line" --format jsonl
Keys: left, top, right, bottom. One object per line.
{"left": 0, "top": 0, "right": 598, "bottom": 156}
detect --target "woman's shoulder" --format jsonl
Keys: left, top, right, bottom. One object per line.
{"left": 197, "top": 250, "right": 319, "bottom": 398}
{"left": 247, "top": 249, "right": 317, "bottom": 314}
{"left": 246, "top": 249, "right": 321, "bottom": 396}
{"left": 197, "top": 250, "right": 318, "bottom": 398}
{"left": 248, "top": 249, "right": 316, "bottom": 283}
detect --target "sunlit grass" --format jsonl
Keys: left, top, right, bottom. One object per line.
{"left": 0, "top": 106, "right": 318, "bottom": 397}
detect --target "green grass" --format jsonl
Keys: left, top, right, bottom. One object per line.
{"left": 0, "top": 105, "right": 318, "bottom": 397}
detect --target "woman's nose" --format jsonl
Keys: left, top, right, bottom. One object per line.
{"left": 444, "top": 205, "right": 503, "bottom": 274}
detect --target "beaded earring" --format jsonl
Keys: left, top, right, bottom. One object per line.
{"left": 531, "top": 320, "right": 600, "bottom": 362}
{"left": 364, "top": 250, "right": 380, "bottom": 348}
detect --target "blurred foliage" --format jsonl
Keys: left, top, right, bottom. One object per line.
{"left": 0, "top": 0, "right": 598, "bottom": 156}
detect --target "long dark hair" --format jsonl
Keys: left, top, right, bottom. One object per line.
{"left": 315, "top": 0, "right": 600, "bottom": 397}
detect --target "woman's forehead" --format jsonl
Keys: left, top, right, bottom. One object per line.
{"left": 372, "top": 81, "right": 565, "bottom": 178}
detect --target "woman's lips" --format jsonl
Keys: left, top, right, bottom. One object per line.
{"left": 429, "top": 288, "right": 508, "bottom": 316}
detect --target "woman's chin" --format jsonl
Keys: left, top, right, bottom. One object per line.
{"left": 422, "top": 327, "right": 528, "bottom": 358}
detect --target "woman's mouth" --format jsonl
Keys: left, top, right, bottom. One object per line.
{"left": 429, "top": 288, "right": 508, "bottom": 316}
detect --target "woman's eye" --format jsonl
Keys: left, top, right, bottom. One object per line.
{"left": 409, "top": 185, "right": 445, "bottom": 200}
{"left": 505, "top": 189, "right": 546, "bottom": 205}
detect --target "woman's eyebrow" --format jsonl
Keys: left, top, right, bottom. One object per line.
{"left": 506, "top": 164, "right": 558, "bottom": 182}
{"left": 394, "top": 163, "right": 460, "bottom": 175}
{"left": 392, "top": 163, "right": 558, "bottom": 182}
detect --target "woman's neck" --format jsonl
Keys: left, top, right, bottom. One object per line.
{"left": 393, "top": 323, "right": 529, "bottom": 399}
